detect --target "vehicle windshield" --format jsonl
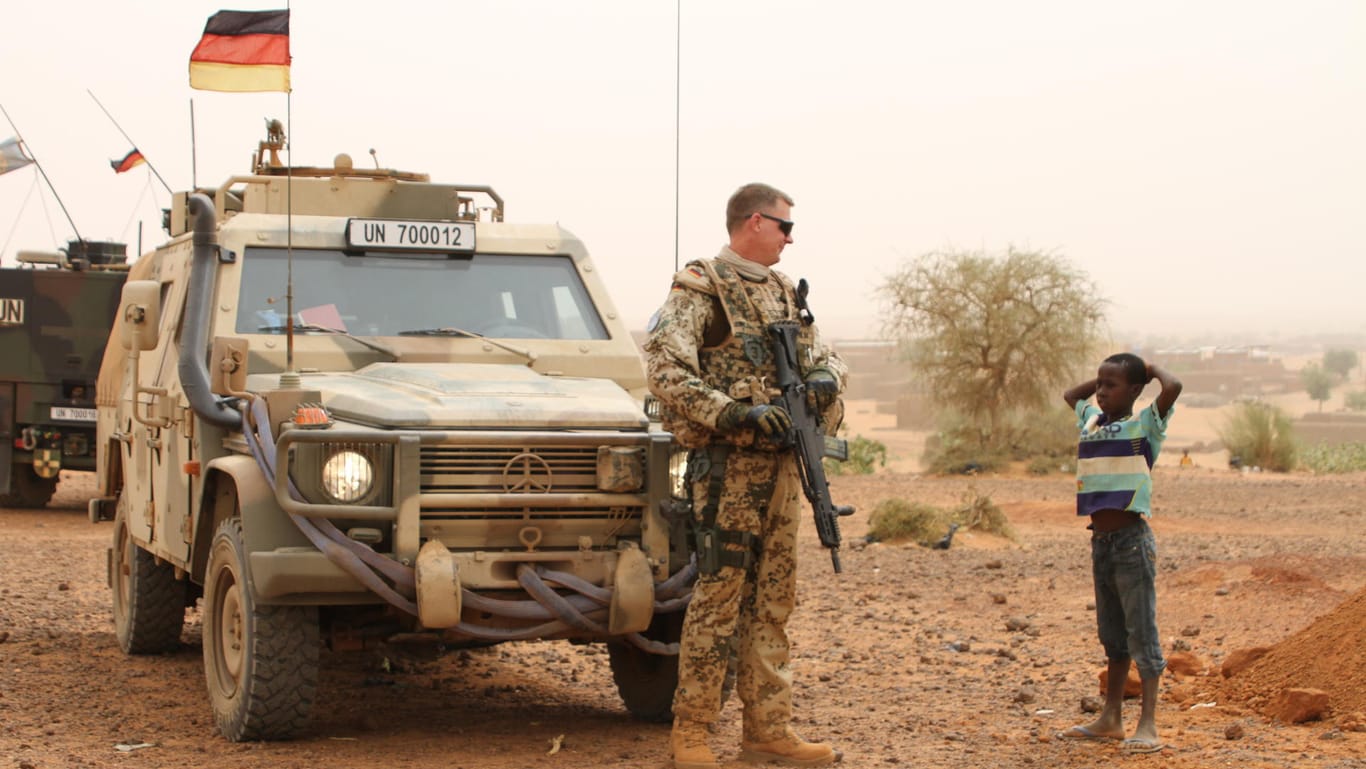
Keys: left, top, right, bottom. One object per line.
{"left": 236, "top": 248, "right": 609, "bottom": 340}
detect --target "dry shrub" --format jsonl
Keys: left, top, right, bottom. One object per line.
{"left": 867, "top": 498, "right": 948, "bottom": 543}
{"left": 866, "top": 489, "right": 1016, "bottom": 544}
{"left": 1218, "top": 401, "right": 1297, "bottom": 472}
{"left": 956, "top": 491, "right": 1016, "bottom": 541}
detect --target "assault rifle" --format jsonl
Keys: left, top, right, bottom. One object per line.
{"left": 768, "top": 319, "right": 855, "bottom": 573}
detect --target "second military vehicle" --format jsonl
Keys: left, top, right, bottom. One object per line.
{"left": 94, "top": 124, "right": 692, "bottom": 740}
{"left": 0, "top": 239, "right": 127, "bottom": 507}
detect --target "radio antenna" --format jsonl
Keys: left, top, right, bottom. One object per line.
{"left": 285, "top": 95, "right": 296, "bottom": 380}
{"left": 0, "top": 103, "right": 83, "bottom": 242}
{"left": 87, "top": 90, "right": 174, "bottom": 195}
{"left": 190, "top": 99, "right": 198, "bottom": 190}
{"left": 673, "top": 0, "right": 681, "bottom": 272}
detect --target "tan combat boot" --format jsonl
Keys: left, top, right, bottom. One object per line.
{"left": 671, "top": 718, "right": 720, "bottom": 769}
{"left": 740, "top": 727, "right": 840, "bottom": 766}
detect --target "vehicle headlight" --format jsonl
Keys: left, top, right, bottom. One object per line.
{"left": 669, "top": 447, "right": 689, "bottom": 499}
{"left": 322, "top": 449, "right": 374, "bottom": 503}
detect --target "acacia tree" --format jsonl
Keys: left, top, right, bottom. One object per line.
{"left": 1323, "top": 348, "right": 1359, "bottom": 380}
{"left": 879, "top": 246, "right": 1105, "bottom": 448}
{"left": 1301, "top": 363, "right": 1333, "bottom": 412}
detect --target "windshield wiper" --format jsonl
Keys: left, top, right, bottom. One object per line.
{"left": 259, "top": 322, "right": 400, "bottom": 361}
{"left": 398, "top": 326, "right": 538, "bottom": 366}
{"left": 398, "top": 327, "right": 481, "bottom": 338}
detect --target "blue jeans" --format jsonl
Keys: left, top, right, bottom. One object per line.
{"left": 1091, "top": 518, "right": 1165, "bottom": 680}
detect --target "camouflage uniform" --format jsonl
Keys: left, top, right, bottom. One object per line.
{"left": 644, "top": 247, "right": 846, "bottom": 741}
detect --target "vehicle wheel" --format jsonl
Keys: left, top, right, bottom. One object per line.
{"left": 112, "top": 498, "right": 186, "bottom": 654}
{"left": 607, "top": 611, "right": 736, "bottom": 723}
{"left": 0, "top": 464, "right": 58, "bottom": 508}
{"left": 203, "top": 517, "right": 319, "bottom": 741}
{"left": 608, "top": 610, "right": 683, "bottom": 723}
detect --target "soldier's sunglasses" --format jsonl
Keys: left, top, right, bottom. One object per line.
{"left": 757, "top": 212, "right": 794, "bottom": 236}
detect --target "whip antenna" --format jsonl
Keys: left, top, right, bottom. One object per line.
{"left": 0, "top": 103, "right": 83, "bottom": 242}
{"left": 87, "top": 90, "right": 174, "bottom": 195}
{"left": 673, "top": 0, "right": 681, "bottom": 272}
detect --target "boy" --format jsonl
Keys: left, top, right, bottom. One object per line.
{"left": 1058, "top": 353, "right": 1182, "bottom": 754}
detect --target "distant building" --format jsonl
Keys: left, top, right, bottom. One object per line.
{"left": 1154, "top": 346, "right": 1294, "bottom": 402}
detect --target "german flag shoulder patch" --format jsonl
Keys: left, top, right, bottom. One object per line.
{"left": 671, "top": 263, "right": 715, "bottom": 295}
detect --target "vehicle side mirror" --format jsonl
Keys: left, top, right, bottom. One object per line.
{"left": 119, "top": 280, "right": 161, "bottom": 352}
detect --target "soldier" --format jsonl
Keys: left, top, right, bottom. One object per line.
{"left": 645, "top": 183, "right": 845, "bottom": 768}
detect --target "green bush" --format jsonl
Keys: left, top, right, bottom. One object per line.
{"left": 921, "top": 416, "right": 1006, "bottom": 474}
{"left": 1298, "top": 442, "right": 1366, "bottom": 473}
{"left": 1001, "top": 405, "right": 1079, "bottom": 463}
{"left": 825, "top": 435, "right": 888, "bottom": 476}
{"left": 1217, "top": 401, "right": 1297, "bottom": 472}
{"left": 1345, "top": 391, "right": 1366, "bottom": 411}
{"left": 921, "top": 405, "right": 1077, "bottom": 475}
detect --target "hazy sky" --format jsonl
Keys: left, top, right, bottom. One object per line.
{"left": 2, "top": 1, "right": 1362, "bottom": 342}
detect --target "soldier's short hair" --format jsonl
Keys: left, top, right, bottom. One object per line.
{"left": 726, "top": 183, "right": 794, "bottom": 234}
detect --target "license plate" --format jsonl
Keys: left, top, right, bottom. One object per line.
{"left": 347, "top": 219, "right": 475, "bottom": 253}
{"left": 50, "top": 406, "right": 97, "bottom": 422}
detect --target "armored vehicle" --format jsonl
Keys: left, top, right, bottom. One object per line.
{"left": 94, "top": 125, "right": 692, "bottom": 741}
{"left": 0, "top": 239, "right": 127, "bottom": 507}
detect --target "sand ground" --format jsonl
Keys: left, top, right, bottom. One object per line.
{"left": 1, "top": 447, "right": 1363, "bottom": 769}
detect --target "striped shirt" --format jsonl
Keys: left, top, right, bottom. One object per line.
{"left": 1074, "top": 400, "right": 1173, "bottom": 517}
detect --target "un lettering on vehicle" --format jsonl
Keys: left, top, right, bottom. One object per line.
{"left": 346, "top": 218, "right": 476, "bottom": 253}
{"left": 0, "top": 298, "right": 23, "bottom": 326}
{"left": 50, "top": 406, "right": 97, "bottom": 422}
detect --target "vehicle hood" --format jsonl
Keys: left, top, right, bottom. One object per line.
{"left": 256, "top": 363, "right": 648, "bottom": 430}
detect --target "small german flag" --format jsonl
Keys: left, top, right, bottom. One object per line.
{"left": 189, "top": 9, "right": 290, "bottom": 93}
{"left": 110, "top": 148, "right": 146, "bottom": 174}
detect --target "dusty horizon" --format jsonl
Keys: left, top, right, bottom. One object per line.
{"left": 1, "top": 2, "right": 1362, "bottom": 348}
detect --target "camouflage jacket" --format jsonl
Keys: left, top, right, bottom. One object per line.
{"left": 644, "top": 247, "right": 847, "bottom": 448}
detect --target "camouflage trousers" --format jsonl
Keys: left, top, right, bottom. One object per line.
{"left": 672, "top": 449, "right": 801, "bottom": 742}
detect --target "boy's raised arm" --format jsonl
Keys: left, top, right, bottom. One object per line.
{"left": 1063, "top": 378, "right": 1097, "bottom": 409}
{"left": 1147, "top": 363, "right": 1183, "bottom": 419}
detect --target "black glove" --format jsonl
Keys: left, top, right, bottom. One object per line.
{"left": 744, "top": 404, "right": 792, "bottom": 437}
{"left": 804, "top": 368, "right": 839, "bottom": 409}
{"left": 719, "top": 402, "right": 792, "bottom": 437}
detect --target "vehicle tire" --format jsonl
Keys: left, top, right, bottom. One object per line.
{"left": 0, "top": 464, "right": 58, "bottom": 508}
{"left": 112, "top": 498, "right": 186, "bottom": 654}
{"left": 203, "top": 517, "right": 319, "bottom": 741}
{"left": 607, "top": 611, "right": 736, "bottom": 723}
{"left": 608, "top": 610, "right": 683, "bottom": 723}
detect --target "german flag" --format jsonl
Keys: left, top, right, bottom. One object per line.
{"left": 110, "top": 148, "right": 146, "bottom": 174}
{"left": 189, "top": 9, "right": 290, "bottom": 93}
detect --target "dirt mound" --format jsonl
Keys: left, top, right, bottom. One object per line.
{"left": 1221, "top": 586, "right": 1366, "bottom": 717}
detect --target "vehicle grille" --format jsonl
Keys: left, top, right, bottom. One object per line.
{"left": 421, "top": 445, "right": 601, "bottom": 494}
{"left": 415, "top": 437, "right": 650, "bottom": 550}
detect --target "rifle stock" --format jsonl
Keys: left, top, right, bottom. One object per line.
{"left": 767, "top": 320, "right": 855, "bottom": 573}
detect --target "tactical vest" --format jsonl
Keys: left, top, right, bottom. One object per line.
{"left": 661, "top": 258, "right": 818, "bottom": 449}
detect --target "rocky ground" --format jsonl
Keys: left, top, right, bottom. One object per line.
{"left": 1, "top": 466, "right": 1363, "bottom": 769}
